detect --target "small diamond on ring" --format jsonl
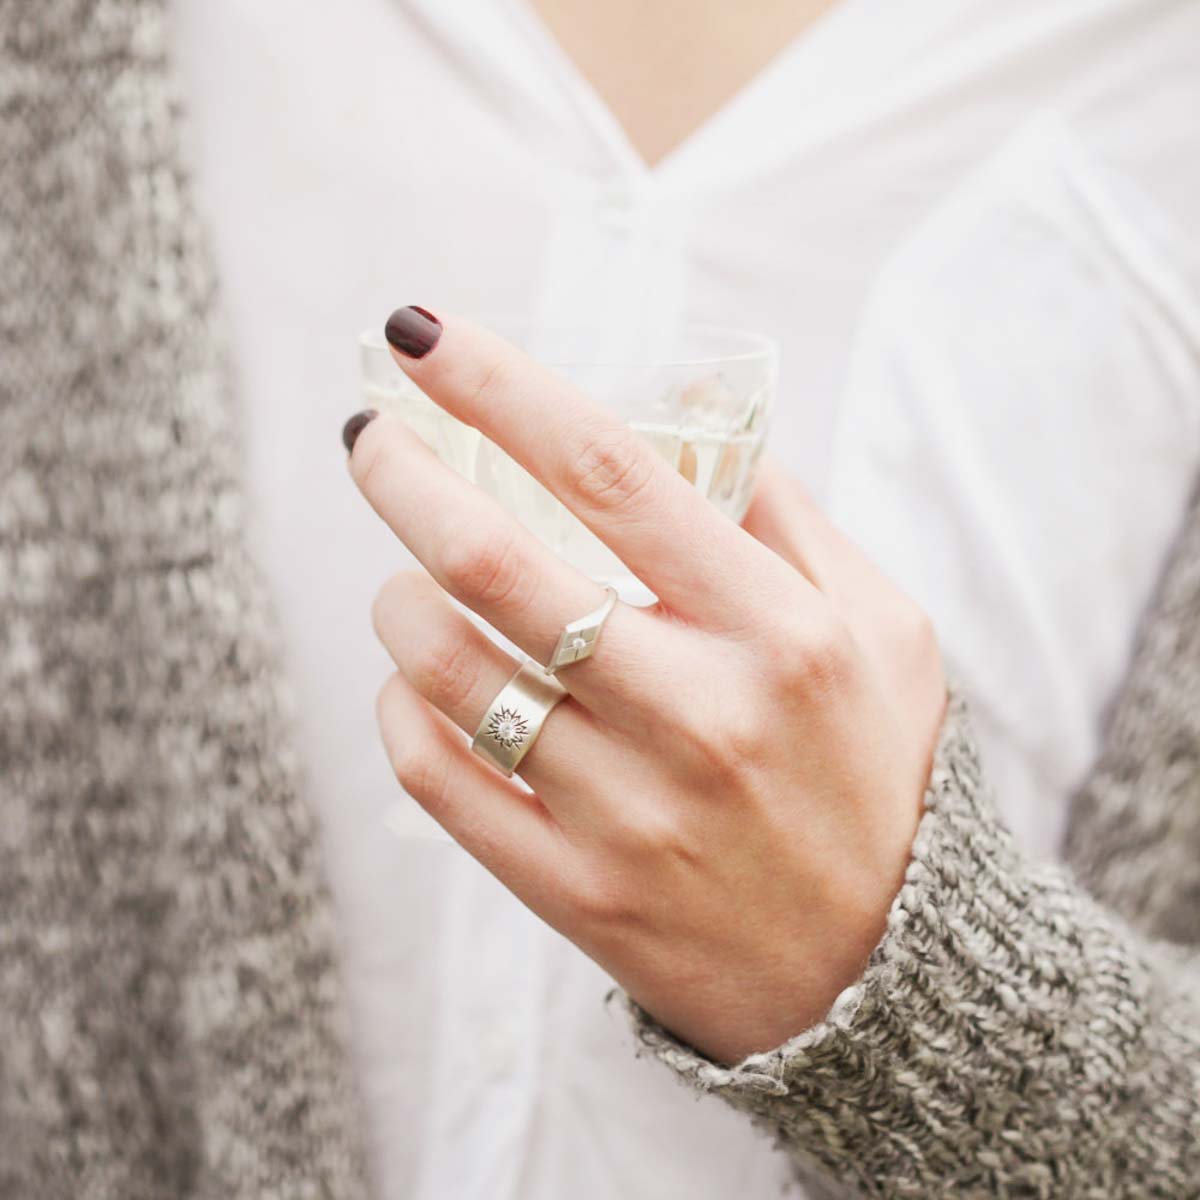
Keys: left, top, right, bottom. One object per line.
{"left": 487, "top": 705, "right": 528, "bottom": 749}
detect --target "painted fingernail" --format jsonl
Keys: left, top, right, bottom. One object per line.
{"left": 342, "top": 408, "right": 378, "bottom": 454}
{"left": 385, "top": 305, "right": 442, "bottom": 359}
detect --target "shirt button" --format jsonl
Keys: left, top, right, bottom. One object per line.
{"left": 597, "top": 183, "right": 638, "bottom": 234}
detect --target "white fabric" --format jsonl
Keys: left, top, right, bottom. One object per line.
{"left": 168, "top": 1, "right": 1200, "bottom": 1196}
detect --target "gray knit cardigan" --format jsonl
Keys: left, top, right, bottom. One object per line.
{"left": 1, "top": 2, "right": 367, "bottom": 1195}
{"left": 3, "top": 2, "right": 1199, "bottom": 1198}
{"left": 622, "top": 497, "right": 1200, "bottom": 1194}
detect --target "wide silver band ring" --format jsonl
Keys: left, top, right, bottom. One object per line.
{"left": 471, "top": 660, "right": 569, "bottom": 778}
{"left": 547, "top": 585, "right": 619, "bottom": 674}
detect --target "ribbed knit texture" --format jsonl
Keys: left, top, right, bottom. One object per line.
{"left": 1, "top": 2, "right": 369, "bottom": 1195}
{"left": 622, "top": 482, "right": 1200, "bottom": 1196}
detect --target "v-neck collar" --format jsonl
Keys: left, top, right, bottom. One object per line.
{"left": 499, "top": 0, "right": 862, "bottom": 183}
{"left": 403, "top": 0, "right": 967, "bottom": 192}
{"left": 499, "top": 0, "right": 966, "bottom": 190}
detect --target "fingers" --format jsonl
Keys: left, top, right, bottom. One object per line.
{"left": 372, "top": 569, "right": 619, "bottom": 808}
{"left": 348, "top": 408, "right": 688, "bottom": 734}
{"left": 376, "top": 671, "right": 573, "bottom": 910}
{"left": 379, "top": 307, "right": 790, "bottom": 625}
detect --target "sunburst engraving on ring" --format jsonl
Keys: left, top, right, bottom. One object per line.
{"left": 486, "top": 705, "right": 529, "bottom": 750}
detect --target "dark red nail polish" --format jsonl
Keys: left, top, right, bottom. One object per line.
{"left": 342, "top": 408, "right": 378, "bottom": 454}
{"left": 385, "top": 306, "right": 442, "bottom": 359}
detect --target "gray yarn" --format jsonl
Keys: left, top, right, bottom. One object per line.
{"left": 1, "top": 2, "right": 368, "bottom": 1195}
{"left": 622, "top": 483, "right": 1200, "bottom": 1196}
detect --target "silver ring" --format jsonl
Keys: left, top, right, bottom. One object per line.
{"left": 471, "top": 660, "right": 568, "bottom": 777}
{"left": 546, "top": 585, "right": 619, "bottom": 674}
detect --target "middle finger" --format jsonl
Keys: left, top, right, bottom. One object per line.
{"left": 350, "top": 409, "right": 684, "bottom": 733}
{"left": 380, "top": 308, "right": 801, "bottom": 628}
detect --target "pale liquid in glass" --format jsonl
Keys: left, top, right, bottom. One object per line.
{"left": 362, "top": 379, "right": 768, "bottom": 587}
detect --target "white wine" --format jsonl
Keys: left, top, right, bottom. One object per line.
{"left": 476, "top": 422, "right": 767, "bottom": 579}
{"left": 363, "top": 376, "right": 768, "bottom": 585}
{"left": 632, "top": 421, "right": 767, "bottom": 522}
{"left": 362, "top": 380, "right": 481, "bottom": 480}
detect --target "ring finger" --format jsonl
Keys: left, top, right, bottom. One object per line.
{"left": 373, "top": 568, "right": 615, "bottom": 810}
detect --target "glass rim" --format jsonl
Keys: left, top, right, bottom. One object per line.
{"left": 359, "top": 318, "right": 779, "bottom": 369}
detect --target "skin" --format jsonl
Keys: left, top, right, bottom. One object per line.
{"left": 348, "top": 314, "right": 946, "bottom": 1065}
{"left": 528, "top": 0, "right": 842, "bottom": 166}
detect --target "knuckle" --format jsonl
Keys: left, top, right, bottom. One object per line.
{"left": 675, "top": 692, "right": 767, "bottom": 785}
{"left": 652, "top": 676, "right": 763, "bottom": 787}
{"left": 772, "top": 611, "right": 857, "bottom": 695}
{"left": 719, "top": 712, "right": 770, "bottom": 774}
{"left": 571, "top": 877, "right": 617, "bottom": 923}
{"left": 570, "top": 867, "right": 636, "bottom": 925}
{"left": 472, "top": 354, "right": 520, "bottom": 414}
{"left": 805, "top": 622, "right": 855, "bottom": 689}
{"left": 608, "top": 804, "right": 684, "bottom": 859}
{"left": 411, "top": 628, "right": 482, "bottom": 712}
{"left": 440, "top": 528, "right": 530, "bottom": 611}
{"left": 395, "top": 745, "right": 449, "bottom": 808}
{"left": 374, "top": 672, "right": 403, "bottom": 731}
{"left": 376, "top": 678, "right": 447, "bottom": 801}
{"left": 370, "top": 568, "right": 424, "bottom": 640}
{"left": 388, "top": 739, "right": 448, "bottom": 806}
{"left": 568, "top": 422, "right": 658, "bottom": 514}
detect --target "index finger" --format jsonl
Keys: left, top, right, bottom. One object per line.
{"left": 382, "top": 306, "right": 793, "bottom": 624}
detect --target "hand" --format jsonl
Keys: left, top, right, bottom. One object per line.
{"left": 346, "top": 308, "right": 946, "bottom": 1065}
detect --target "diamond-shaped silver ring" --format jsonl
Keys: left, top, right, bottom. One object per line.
{"left": 546, "top": 585, "right": 619, "bottom": 674}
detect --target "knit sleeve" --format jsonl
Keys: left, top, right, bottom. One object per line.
{"left": 617, "top": 486, "right": 1200, "bottom": 1197}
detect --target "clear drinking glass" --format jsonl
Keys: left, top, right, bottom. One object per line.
{"left": 359, "top": 320, "right": 778, "bottom": 601}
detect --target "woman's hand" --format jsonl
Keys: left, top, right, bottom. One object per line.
{"left": 346, "top": 308, "right": 946, "bottom": 1065}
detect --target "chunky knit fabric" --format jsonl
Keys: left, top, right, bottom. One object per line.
{"left": 1, "top": 2, "right": 368, "bottom": 1195}
{"left": 622, "top": 481, "right": 1200, "bottom": 1196}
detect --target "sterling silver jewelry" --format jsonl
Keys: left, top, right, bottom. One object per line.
{"left": 547, "top": 585, "right": 619, "bottom": 674}
{"left": 471, "top": 660, "right": 568, "bottom": 777}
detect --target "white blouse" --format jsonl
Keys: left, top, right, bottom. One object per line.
{"left": 169, "top": 1, "right": 1200, "bottom": 1196}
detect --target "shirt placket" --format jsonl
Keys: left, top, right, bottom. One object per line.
{"left": 532, "top": 164, "right": 692, "bottom": 345}
{"left": 414, "top": 849, "right": 549, "bottom": 1200}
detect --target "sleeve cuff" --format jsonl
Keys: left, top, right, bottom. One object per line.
{"left": 613, "top": 687, "right": 1182, "bottom": 1194}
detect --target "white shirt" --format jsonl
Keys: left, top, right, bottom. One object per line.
{"left": 169, "top": 1, "right": 1200, "bottom": 1196}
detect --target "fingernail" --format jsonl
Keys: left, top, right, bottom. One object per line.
{"left": 385, "top": 305, "right": 442, "bottom": 359}
{"left": 342, "top": 408, "right": 378, "bottom": 454}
